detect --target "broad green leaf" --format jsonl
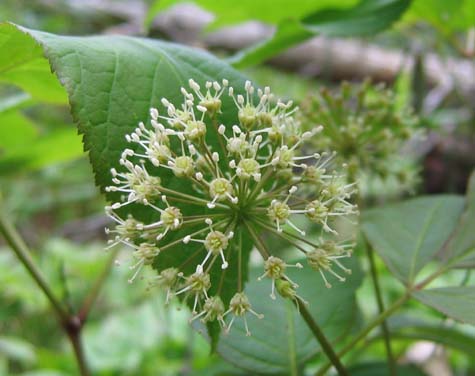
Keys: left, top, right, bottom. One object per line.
{"left": 146, "top": 0, "right": 357, "bottom": 30}
{"left": 349, "top": 363, "right": 426, "bottom": 376}
{"left": 230, "top": 0, "right": 411, "bottom": 68}
{"left": 0, "top": 23, "right": 251, "bottom": 341}
{"left": 212, "top": 256, "right": 363, "bottom": 374}
{"left": 413, "top": 287, "right": 475, "bottom": 325}
{"left": 362, "top": 195, "right": 465, "bottom": 285}
{"left": 2, "top": 23, "right": 247, "bottom": 193}
{"left": 441, "top": 171, "right": 475, "bottom": 268}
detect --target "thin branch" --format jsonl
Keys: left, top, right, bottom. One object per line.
{"left": 295, "top": 298, "right": 349, "bottom": 376}
{"left": 315, "top": 293, "right": 410, "bottom": 376}
{"left": 365, "top": 238, "right": 397, "bottom": 376}
{"left": 0, "top": 210, "right": 69, "bottom": 323}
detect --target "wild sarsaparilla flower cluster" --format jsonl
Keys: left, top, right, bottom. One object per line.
{"left": 301, "top": 80, "right": 419, "bottom": 185}
{"left": 105, "top": 79, "right": 358, "bottom": 336}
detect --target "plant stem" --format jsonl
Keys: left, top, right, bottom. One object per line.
{"left": 365, "top": 239, "right": 397, "bottom": 376}
{"left": 0, "top": 208, "right": 91, "bottom": 376}
{"left": 285, "top": 302, "right": 298, "bottom": 376}
{"left": 0, "top": 210, "right": 69, "bottom": 323}
{"left": 66, "top": 323, "right": 91, "bottom": 376}
{"left": 315, "top": 293, "right": 410, "bottom": 376}
{"left": 244, "top": 221, "right": 348, "bottom": 375}
{"left": 296, "top": 298, "right": 349, "bottom": 376}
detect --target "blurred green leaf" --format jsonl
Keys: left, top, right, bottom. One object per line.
{"left": 413, "top": 287, "right": 475, "bottom": 325}
{"left": 0, "top": 37, "right": 82, "bottom": 174}
{"left": 0, "top": 251, "right": 49, "bottom": 313}
{"left": 403, "top": 0, "right": 475, "bottom": 35}
{"left": 146, "top": 0, "right": 357, "bottom": 30}
{"left": 0, "top": 92, "right": 36, "bottom": 150}
{"left": 20, "top": 371, "right": 68, "bottom": 376}
{"left": 209, "top": 256, "right": 363, "bottom": 374}
{"left": 84, "top": 299, "right": 170, "bottom": 373}
{"left": 362, "top": 195, "right": 465, "bottom": 285}
{"left": 0, "top": 111, "right": 37, "bottom": 151}
{"left": 0, "top": 127, "right": 83, "bottom": 175}
{"left": 0, "top": 336, "right": 36, "bottom": 365}
{"left": 0, "top": 25, "right": 67, "bottom": 104}
{"left": 230, "top": 0, "right": 411, "bottom": 68}
{"left": 302, "top": 0, "right": 410, "bottom": 34}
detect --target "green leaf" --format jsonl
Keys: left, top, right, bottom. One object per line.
{"left": 0, "top": 23, "right": 252, "bottom": 340}
{"left": 2, "top": 23, "right": 246, "bottom": 193}
{"left": 210, "top": 256, "right": 363, "bottom": 374}
{"left": 362, "top": 195, "right": 465, "bottom": 285}
{"left": 0, "top": 92, "right": 36, "bottom": 151}
{"left": 0, "top": 93, "right": 83, "bottom": 174}
{"left": 0, "top": 26, "right": 67, "bottom": 104}
{"left": 403, "top": 0, "right": 475, "bottom": 35}
{"left": 0, "top": 34, "right": 82, "bottom": 173}
{"left": 413, "top": 287, "right": 475, "bottom": 325}
{"left": 84, "top": 300, "right": 169, "bottom": 372}
{"left": 231, "top": 0, "right": 411, "bottom": 68}
{"left": 348, "top": 362, "right": 426, "bottom": 376}
{"left": 441, "top": 171, "right": 475, "bottom": 268}
{"left": 229, "top": 20, "right": 313, "bottom": 68}
{"left": 145, "top": 0, "right": 357, "bottom": 30}
{"left": 302, "top": 0, "right": 411, "bottom": 34}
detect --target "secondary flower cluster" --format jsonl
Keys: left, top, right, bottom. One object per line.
{"left": 105, "top": 79, "right": 357, "bottom": 336}
{"left": 301, "top": 80, "right": 419, "bottom": 184}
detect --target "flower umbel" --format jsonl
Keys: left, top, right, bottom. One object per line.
{"left": 301, "top": 80, "right": 420, "bottom": 186}
{"left": 105, "top": 79, "right": 358, "bottom": 335}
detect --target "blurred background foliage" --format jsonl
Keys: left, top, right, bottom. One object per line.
{"left": 0, "top": 0, "right": 474, "bottom": 375}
